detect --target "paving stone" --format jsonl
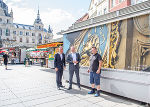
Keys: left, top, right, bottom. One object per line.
{"left": 0, "top": 98, "right": 22, "bottom": 107}
{"left": 0, "top": 65, "right": 144, "bottom": 107}
{"left": 22, "top": 93, "right": 73, "bottom": 106}
{"left": 35, "top": 96, "right": 80, "bottom": 107}
{"left": 61, "top": 100, "right": 102, "bottom": 107}
{"left": 3, "top": 103, "right": 25, "bottom": 107}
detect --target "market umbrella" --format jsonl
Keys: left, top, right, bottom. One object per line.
{"left": 26, "top": 48, "right": 36, "bottom": 52}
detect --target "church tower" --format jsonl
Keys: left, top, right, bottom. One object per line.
{"left": 34, "top": 7, "right": 44, "bottom": 31}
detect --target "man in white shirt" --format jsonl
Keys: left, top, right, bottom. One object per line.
{"left": 67, "top": 46, "right": 81, "bottom": 90}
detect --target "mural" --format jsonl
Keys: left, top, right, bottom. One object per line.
{"left": 109, "top": 21, "right": 122, "bottom": 69}
{"left": 63, "top": 14, "right": 150, "bottom": 71}
{"left": 64, "top": 25, "right": 108, "bottom": 67}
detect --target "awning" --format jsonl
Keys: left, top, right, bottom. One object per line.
{"left": 26, "top": 48, "right": 36, "bottom": 52}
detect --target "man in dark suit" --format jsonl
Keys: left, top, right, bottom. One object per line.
{"left": 67, "top": 46, "right": 81, "bottom": 90}
{"left": 54, "top": 46, "right": 66, "bottom": 90}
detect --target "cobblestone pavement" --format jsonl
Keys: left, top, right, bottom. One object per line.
{"left": 0, "top": 65, "right": 147, "bottom": 107}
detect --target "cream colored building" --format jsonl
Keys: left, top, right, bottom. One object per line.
{"left": 88, "top": 0, "right": 109, "bottom": 18}
{"left": 0, "top": 0, "right": 53, "bottom": 48}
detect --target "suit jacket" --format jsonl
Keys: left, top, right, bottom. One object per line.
{"left": 54, "top": 53, "right": 66, "bottom": 70}
{"left": 66, "top": 53, "right": 81, "bottom": 70}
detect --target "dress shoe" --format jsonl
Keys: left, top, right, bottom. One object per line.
{"left": 57, "top": 87, "right": 61, "bottom": 90}
{"left": 67, "top": 87, "right": 72, "bottom": 90}
{"left": 60, "top": 85, "right": 65, "bottom": 88}
{"left": 78, "top": 87, "right": 81, "bottom": 90}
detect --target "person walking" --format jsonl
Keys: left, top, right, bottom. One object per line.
{"left": 54, "top": 46, "right": 66, "bottom": 90}
{"left": 67, "top": 46, "right": 81, "bottom": 90}
{"left": 87, "top": 46, "right": 102, "bottom": 97}
{"left": 3, "top": 52, "right": 9, "bottom": 70}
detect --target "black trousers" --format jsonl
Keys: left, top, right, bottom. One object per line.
{"left": 56, "top": 69, "right": 63, "bottom": 87}
{"left": 69, "top": 66, "right": 80, "bottom": 88}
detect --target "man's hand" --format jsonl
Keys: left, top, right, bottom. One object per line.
{"left": 64, "top": 66, "right": 66, "bottom": 70}
{"left": 87, "top": 69, "right": 90, "bottom": 73}
{"left": 96, "top": 70, "right": 100, "bottom": 74}
{"left": 55, "top": 68, "right": 58, "bottom": 72}
{"left": 75, "top": 61, "right": 78, "bottom": 64}
{"left": 73, "top": 61, "right": 78, "bottom": 64}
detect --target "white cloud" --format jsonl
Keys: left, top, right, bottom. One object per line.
{"left": 11, "top": 0, "right": 22, "bottom": 2}
{"left": 7, "top": 3, "right": 36, "bottom": 25}
{"left": 3, "top": 0, "right": 8, "bottom": 3}
{"left": 6, "top": 3, "right": 75, "bottom": 39}
{"left": 41, "top": 8, "right": 75, "bottom": 38}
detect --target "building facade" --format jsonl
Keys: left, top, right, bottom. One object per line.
{"left": 109, "top": 0, "right": 148, "bottom": 12}
{"left": 88, "top": 0, "right": 149, "bottom": 18}
{"left": 0, "top": 0, "right": 53, "bottom": 48}
{"left": 109, "top": 0, "right": 131, "bottom": 12}
{"left": 88, "top": 0, "right": 109, "bottom": 18}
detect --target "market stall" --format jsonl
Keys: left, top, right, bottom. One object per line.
{"left": 26, "top": 48, "right": 48, "bottom": 66}
{"left": 37, "top": 42, "right": 63, "bottom": 68}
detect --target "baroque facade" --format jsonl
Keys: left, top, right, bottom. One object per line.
{"left": 0, "top": 0, "right": 53, "bottom": 48}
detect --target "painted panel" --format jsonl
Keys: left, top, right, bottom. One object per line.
{"left": 63, "top": 14, "right": 150, "bottom": 71}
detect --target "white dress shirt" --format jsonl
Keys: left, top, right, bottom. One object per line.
{"left": 72, "top": 53, "right": 76, "bottom": 61}
{"left": 72, "top": 53, "right": 77, "bottom": 65}
{"left": 59, "top": 53, "right": 63, "bottom": 60}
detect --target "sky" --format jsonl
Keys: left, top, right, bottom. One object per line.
{"left": 3, "top": 0, "right": 91, "bottom": 38}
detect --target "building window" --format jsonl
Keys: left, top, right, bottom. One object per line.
{"left": 13, "top": 36, "right": 16, "bottom": 41}
{"left": 0, "top": 28, "right": 2, "bottom": 36}
{"left": 39, "top": 26, "right": 41, "bottom": 30}
{"left": 26, "top": 32, "right": 29, "bottom": 36}
{"left": 32, "top": 33, "right": 35, "bottom": 36}
{"left": 20, "top": 31, "right": 23, "bottom": 35}
{"left": 20, "top": 38, "right": 22, "bottom": 42}
{"left": 7, "top": 19, "right": 9, "bottom": 23}
{"left": 39, "top": 33, "right": 42, "bottom": 44}
{"left": 13, "top": 31, "right": 16, "bottom": 35}
{"left": 111, "top": 0, "right": 115, "bottom": 8}
{"left": 32, "top": 39, "right": 35, "bottom": 43}
{"left": 26, "top": 38, "right": 29, "bottom": 43}
{"left": 98, "top": 11, "right": 101, "bottom": 16}
{"left": 6, "top": 29, "right": 10, "bottom": 36}
{"left": 104, "top": 8, "right": 107, "bottom": 14}
{"left": 119, "top": 0, "right": 124, "bottom": 3}
{"left": 0, "top": 18, "right": 2, "bottom": 22}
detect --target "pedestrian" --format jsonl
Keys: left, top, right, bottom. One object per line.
{"left": 87, "top": 46, "right": 102, "bottom": 97}
{"left": 67, "top": 46, "right": 81, "bottom": 90}
{"left": 3, "top": 52, "right": 9, "bottom": 70}
{"left": 54, "top": 46, "right": 66, "bottom": 90}
{"left": 25, "top": 57, "right": 29, "bottom": 67}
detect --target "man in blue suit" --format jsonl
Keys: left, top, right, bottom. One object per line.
{"left": 67, "top": 46, "right": 81, "bottom": 90}
{"left": 54, "top": 46, "right": 66, "bottom": 90}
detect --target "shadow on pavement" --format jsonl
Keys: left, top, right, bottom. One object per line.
{"left": 39, "top": 68, "right": 55, "bottom": 74}
{"left": 6, "top": 69, "right": 13, "bottom": 70}
{"left": 62, "top": 88, "right": 88, "bottom": 96}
